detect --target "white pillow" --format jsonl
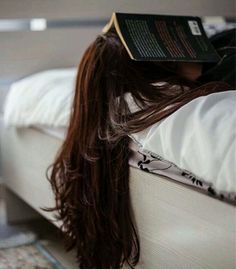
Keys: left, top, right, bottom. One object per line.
{"left": 3, "top": 68, "right": 77, "bottom": 127}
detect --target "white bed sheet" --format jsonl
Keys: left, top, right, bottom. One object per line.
{"left": 131, "top": 90, "right": 236, "bottom": 195}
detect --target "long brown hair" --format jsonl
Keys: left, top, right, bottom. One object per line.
{"left": 48, "top": 29, "right": 231, "bottom": 268}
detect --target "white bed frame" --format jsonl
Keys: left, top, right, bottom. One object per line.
{"left": 1, "top": 127, "right": 235, "bottom": 269}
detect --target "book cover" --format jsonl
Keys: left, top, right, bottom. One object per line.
{"left": 104, "top": 13, "right": 220, "bottom": 62}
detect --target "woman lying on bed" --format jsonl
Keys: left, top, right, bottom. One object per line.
{"left": 48, "top": 28, "right": 235, "bottom": 269}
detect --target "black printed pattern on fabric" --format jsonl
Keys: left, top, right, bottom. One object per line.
{"left": 138, "top": 154, "right": 171, "bottom": 173}
{"left": 131, "top": 150, "right": 236, "bottom": 205}
{"left": 137, "top": 151, "right": 171, "bottom": 173}
{"left": 181, "top": 171, "right": 203, "bottom": 187}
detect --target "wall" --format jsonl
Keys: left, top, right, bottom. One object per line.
{"left": 0, "top": 0, "right": 235, "bottom": 18}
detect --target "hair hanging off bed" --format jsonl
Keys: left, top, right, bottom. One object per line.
{"left": 47, "top": 29, "right": 231, "bottom": 269}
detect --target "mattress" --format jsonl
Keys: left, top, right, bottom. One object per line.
{"left": 1, "top": 126, "right": 235, "bottom": 269}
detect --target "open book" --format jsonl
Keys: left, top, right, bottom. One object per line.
{"left": 103, "top": 13, "right": 220, "bottom": 62}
